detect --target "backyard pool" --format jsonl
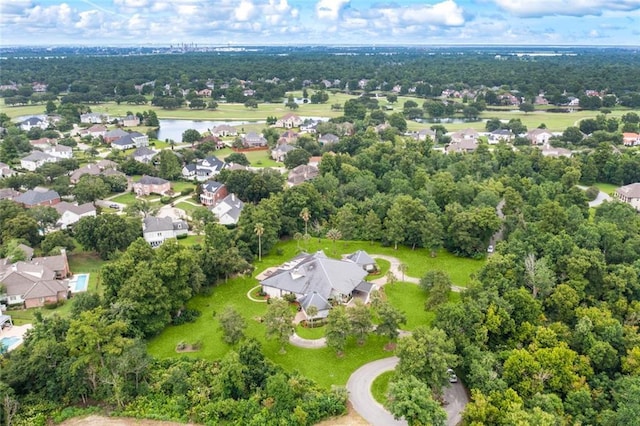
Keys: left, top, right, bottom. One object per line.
{"left": 0, "top": 336, "right": 21, "bottom": 353}
{"left": 69, "top": 273, "right": 90, "bottom": 293}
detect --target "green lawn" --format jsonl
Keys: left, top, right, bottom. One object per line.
{"left": 366, "top": 258, "right": 390, "bottom": 282}
{"left": 591, "top": 182, "right": 618, "bottom": 196}
{"left": 216, "top": 147, "right": 280, "bottom": 168}
{"left": 177, "top": 235, "right": 204, "bottom": 247}
{"left": 171, "top": 180, "right": 196, "bottom": 193}
{"left": 110, "top": 192, "right": 138, "bottom": 205}
{"left": 296, "top": 323, "right": 326, "bottom": 340}
{"left": 174, "top": 202, "right": 200, "bottom": 214}
{"left": 371, "top": 371, "right": 394, "bottom": 405}
{"left": 384, "top": 283, "right": 434, "bottom": 330}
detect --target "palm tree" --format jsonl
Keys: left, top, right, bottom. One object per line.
{"left": 254, "top": 223, "right": 264, "bottom": 261}
{"left": 398, "top": 263, "right": 408, "bottom": 282}
{"left": 386, "top": 271, "right": 397, "bottom": 286}
{"left": 326, "top": 228, "right": 342, "bottom": 255}
{"left": 300, "top": 207, "right": 310, "bottom": 237}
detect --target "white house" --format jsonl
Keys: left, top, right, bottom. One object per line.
{"left": 527, "top": 129, "right": 554, "bottom": 145}
{"left": 20, "top": 151, "right": 57, "bottom": 171}
{"left": 142, "top": 216, "right": 189, "bottom": 247}
{"left": 20, "top": 116, "right": 48, "bottom": 131}
{"left": 615, "top": 183, "right": 640, "bottom": 211}
{"left": 210, "top": 193, "right": 244, "bottom": 225}
{"left": 44, "top": 144, "right": 73, "bottom": 159}
{"left": 54, "top": 202, "right": 96, "bottom": 230}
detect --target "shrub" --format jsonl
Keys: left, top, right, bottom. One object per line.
{"left": 176, "top": 233, "right": 188, "bottom": 240}
{"left": 180, "top": 187, "right": 194, "bottom": 196}
{"left": 284, "top": 293, "right": 297, "bottom": 303}
{"left": 172, "top": 308, "right": 201, "bottom": 325}
{"left": 585, "top": 186, "right": 600, "bottom": 201}
{"left": 160, "top": 196, "right": 172, "bottom": 204}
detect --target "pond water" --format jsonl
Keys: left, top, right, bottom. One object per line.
{"left": 157, "top": 119, "right": 262, "bottom": 142}
{"left": 414, "top": 118, "right": 484, "bottom": 124}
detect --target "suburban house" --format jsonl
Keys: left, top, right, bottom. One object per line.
{"left": 104, "top": 128, "right": 130, "bottom": 144}
{"left": 80, "top": 112, "right": 109, "bottom": 124}
{"left": 242, "top": 132, "right": 268, "bottom": 148}
{"left": 121, "top": 114, "right": 140, "bottom": 127}
{"left": 44, "top": 144, "right": 73, "bottom": 159}
{"left": 275, "top": 113, "right": 303, "bottom": 129}
{"left": 260, "top": 250, "right": 374, "bottom": 319}
{"left": 0, "top": 250, "right": 70, "bottom": 308}
{"left": 133, "top": 175, "right": 171, "bottom": 196}
{"left": 278, "top": 130, "right": 299, "bottom": 145}
{"left": 182, "top": 156, "right": 228, "bottom": 181}
{"left": 450, "top": 128, "right": 479, "bottom": 143}
{"left": 0, "top": 162, "right": 16, "bottom": 178}
{"left": 446, "top": 139, "right": 478, "bottom": 154}
{"left": 623, "top": 132, "right": 640, "bottom": 147}
{"left": 54, "top": 202, "right": 96, "bottom": 229}
{"left": 210, "top": 193, "right": 244, "bottom": 225}
{"left": 70, "top": 164, "right": 102, "bottom": 184}
{"left": 488, "top": 129, "right": 514, "bottom": 144}
{"left": 14, "top": 188, "right": 60, "bottom": 208}
{"left": 20, "top": 151, "right": 58, "bottom": 171}
{"left": 30, "top": 137, "right": 56, "bottom": 149}
{"left": 0, "top": 188, "right": 20, "bottom": 201}
{"left": 79, "top": 124, "right": 107, "bottom": 138}
{"left": 615, "top": 182, "right": 640, "bottom": 211}
{"left": 300, "top": 120, "right": 319, "bottom": 134}
{"left": 20, "top": 116, "right": 48, "bottom": 131}
{"left": 527, "top": 129, "right": 554, "bottom": 145}
{"left": 287, "top": 164, "right": 319, "bottom": 187}
{"left": 211, "top": 124, "right": 238, "bottom": 137}
{"left": 271, "top": 144, "right": 296, "bottom": 162}
{"left": 412, "top": 129, "right": 436, "bottom": 142}
{"left": 345, "top": 250, "right": 378, "bottom": 272}
{"left": 537, "top": 144, "right": 572, "bottom": 158}
{"left": 200, "top": 181, "right": 228, "bottom": 206}
{"left": 112, "top": 132, "right": 149, "bottom": 150}
{"left": 132, "top": 146, "right": 158, "bottom": 163}
{"left": 318, "top": 133, "right": 339, "bottom": 145}
{"left": 142, "top": 216, "right": 189, "bottom": 247}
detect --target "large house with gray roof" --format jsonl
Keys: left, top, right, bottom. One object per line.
{"left": 132, "top": 175, "right": 170, "bottom": 196}
{"left": 14, "top": 188, "right": 60, "bottom": 208}
{"left": 615, "top": 182, "right": 640, "bottom": 211}
{"left": 260, "top": 251, "right": 375, "bottom": 319}
{"left": 142, "top": 216, "right": 188, "bottom": 247}
{"left": 210, "top": 193, "right": 244, "bottom": 225}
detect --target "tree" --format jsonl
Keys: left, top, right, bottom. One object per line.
{"left": 348, "top": 301, "right": 372, "bottom": 345}
{"left": 519, "top": 103, "right": 535, "bottom": 113}
{"left": 2, "top": 214, "right": 40, "bottom": 247}
{"left": 182, "top": 128, "right": 201, "bottom": 143}
{"left": 388, "top": 113, "right": 407, "bottom": 132}
{"left": 362, "top": 210, "right": 382, "bottom": 244}
{"left": 283, "top": 148, "right": 310, "bottom": 169}
{"left": 524, "top": 254, "right": 556, "bottom": 299}
{"left": 375, "top": 300, "right": 407, "bottom": 344}
{"left": 386, "top": 94, "right": 398, "bottom": 104}
{"left": 420, "top": 270, "right": 452, "bottom": 309}
{"left": 225, "top": 152, "right": 250, "bottom": 166}
{"left": 398, "top": 263, "right": 408, "bottom": 282}
{"left": 73, "top": 175, "right": 110, "bottom": 204}
{"left": 41, "top": 230, "right": 75, "bottom": 255}
{"left": 326, "top": 228, "right": 342, "bottom": 254}
{"left": 326, "top": 306, "right": 351, "bottom": 356}
{"left": 387, "top": 375, "right": 447, "bottom": 426}
{"left": 190, "top": 207, "right": 216, "bottom": 236}
{"left": 27, "top": 205, "right": 60, "bottom": 235}
{"left": 74, "top": 215, "right": 141, "bottom": 259}
{"left": 263, "top": 298, "right": 295, "bottom": 354}
{"left": 254, "top": 222, "right": 264, "bottom": 261}
{"left": 305, "top": 305, "right": 319, "bottom": 327}
{"left": 244, "top": 98, "right": 258, "bottom": 109}
{"left": 395, "top": 326, "right": 457, "bottom": 398}
{"left": 219, "top": 306, "right": 247, "bottom": 345}
{"left": 156, "top": 150, "right": 182, "bottom": 180}
{"left": 299, "top": 207, "right": 310, "bottom": 237}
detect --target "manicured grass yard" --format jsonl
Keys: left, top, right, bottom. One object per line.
{"left": 296, "top": 323, "right": 326, "bottom": 340}
{"left": 591, "top": 182, "right": 618, "bottom": 196}
{"left": 384, "top": 283, "right": 433, "bottom": 330}
{"left": 110, "top": 192, "right": 138, "bottom": 205}
{"left": 371, "top": 371, "right": 394, "bottom": 405}
{"left": 215, "top": 147, "right": 280, "bottom": 168}
{"left": 68, "top": 251, "right": 107, "bottom": 294}
{"left": 171, "top": 180, "right": 196, "bottom": 193}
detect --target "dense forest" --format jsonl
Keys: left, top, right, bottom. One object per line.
{"left": 2, "top": 48, "right": 640, "bottom": 107}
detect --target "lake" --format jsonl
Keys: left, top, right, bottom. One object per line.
{"left": 157, "top": 119, "right": 262, "bottom": 142}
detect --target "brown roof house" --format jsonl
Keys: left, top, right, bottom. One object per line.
{"left": 287, "top": 164, "right": 319, "bottom": 187}
{"left": 615, "top": 183, "right": 640, "bottom": 212}
{"left": 0, "top": 250, "right": 70, "bottom": 308}
{"left": 275, "top": 113, "right": 303, "bottom": 129}
{"left": 133, "top": 175, "right": 171, "bottom": 196}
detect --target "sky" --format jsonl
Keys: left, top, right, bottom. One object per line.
{"left": 1, "top": 0, "right": 639, "bottom": 47}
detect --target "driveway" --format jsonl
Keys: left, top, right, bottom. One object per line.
{"left": 347, "top": 357, "right": 469, "bottom": 426}
{"left": 577, "top": 185, "right": 611, "bottom": 208}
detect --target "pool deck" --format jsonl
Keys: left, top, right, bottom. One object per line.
{"left": 1, "top": 323, "right": 32, "bottom": 352}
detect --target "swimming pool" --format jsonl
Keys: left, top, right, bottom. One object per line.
{"left": 0, "top": 336, "right": 21, "bottom": 353}
{"left": 69, "top": 273, "right": 90, "bottom": 293}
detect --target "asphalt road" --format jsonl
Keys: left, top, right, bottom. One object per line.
{"left": 347, "top": 357, "right": 469, "bottom": 426}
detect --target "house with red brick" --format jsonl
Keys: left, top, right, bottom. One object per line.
{"left": 132, "top": 175, "right": 171, "bottom": 196}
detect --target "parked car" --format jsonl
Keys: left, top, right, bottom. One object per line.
{"left": 109, "top": 203, "right": 120, "bottom": 209}
{"left": 447, "top": 368, "right": 458, "bottom": 383}
{"left": 487, "top": 245, "right": 494, "bottom": 253}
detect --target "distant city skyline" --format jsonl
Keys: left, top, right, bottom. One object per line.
{"left": 1, "top": 0, "right": 639, "bottom": 47}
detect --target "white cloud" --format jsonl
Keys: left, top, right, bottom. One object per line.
{"left": 235, "top": 0, "right": 257, "bottom": 21}
{"left": 493, "top": 0, "right": 640, "bottom": 18}
{"left": 113, "top": 0, "right": 149, "bottom": 8}
{"left": 316, "top": 0, "right": 350, "bottom": 21}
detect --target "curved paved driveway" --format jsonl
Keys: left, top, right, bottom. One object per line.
{"left": 347, "top": 357, "right": 406, "bottom": 426}
{"left": 347, "top": 357, "right": 469, "bottom": 426}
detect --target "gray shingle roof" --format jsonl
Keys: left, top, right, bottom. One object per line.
{"left": 137, "top": 175, "right": 169, "bottom": 185}
{"left": 14, "top": 189, "right": 60, "bottom": 206}
{"left": 346, "top": 250, "right": 376, "bottom": 267}
{"left": 143, "top": 216, "right": 174, "bottom": 233}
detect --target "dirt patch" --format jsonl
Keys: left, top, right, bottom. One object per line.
{"left": 59, "top": 415, "right": 199, "bottom": 426}
{"left": 315, "top": 403, "right": 370, "bottom": 426}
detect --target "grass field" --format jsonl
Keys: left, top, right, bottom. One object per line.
{"left": 5, "top": 95, "right": 637, "bottom": 134}
{"left": 591, "top": 182, "right": 618, "bottom": 196}
{"left": 296, "top": 323, "right": 326, "bottom": 340}
{"left": 384, "top": 283, "right": 433, "bottom": 330}
{"left": 216, "top": 147, "right": 280, "bottom": 167}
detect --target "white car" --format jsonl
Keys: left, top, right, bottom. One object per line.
{"left": 487, "top": 245, "right": 494, "bottom": 253}
{"left": 447, "top": 368, "right": 458, "bottom": 383}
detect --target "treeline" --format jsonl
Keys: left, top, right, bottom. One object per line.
{"left": 2, "top": 51, "right": 640, "bottom": 105}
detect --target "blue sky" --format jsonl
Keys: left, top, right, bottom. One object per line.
{"left": 1, "top": 0, "right": 639, "bottom": 46}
